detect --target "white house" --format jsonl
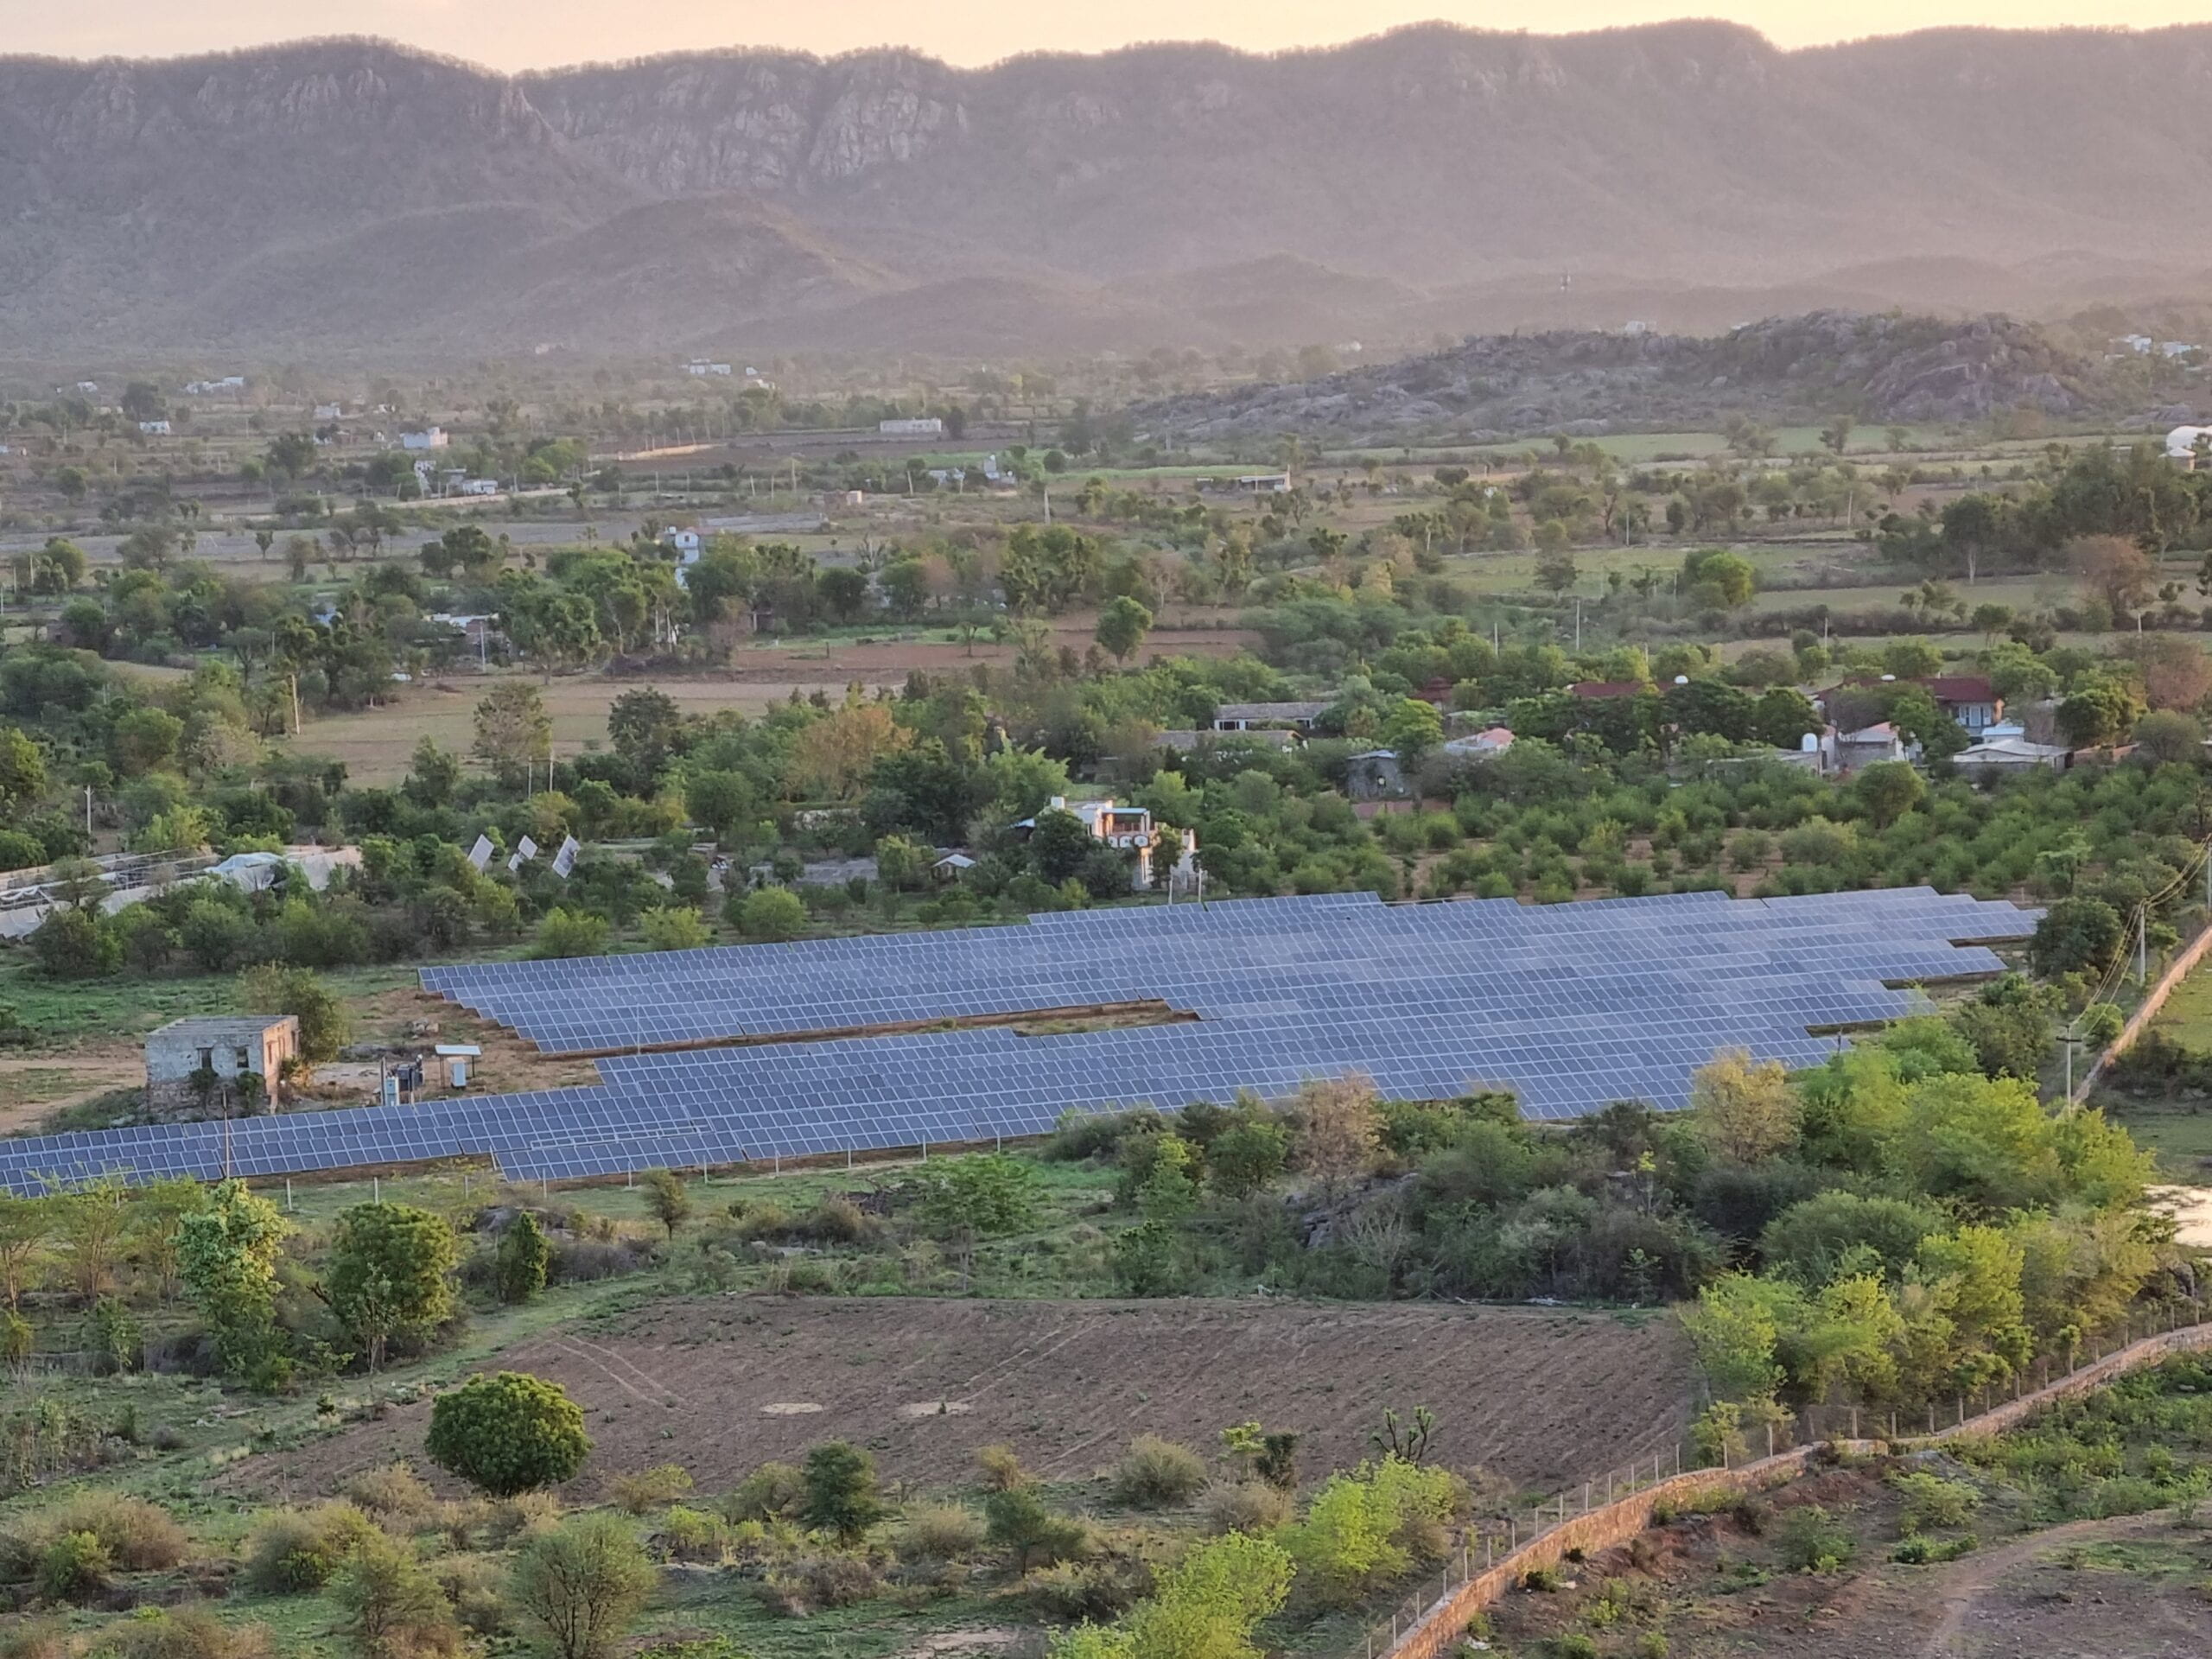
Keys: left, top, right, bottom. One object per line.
{"left": 457, "top": 478, "right": 499, "bottom": 496}
{"left": 684, "top": 361, "right": 734, "bottom": 377}
{"left": 658, "top": 526, "right": 703, "bottom": 563}
{"left": 880, "top": 416, "right": 944, "bottom": 437}
{"left": 137, "top": 419, "right": 171, "bottom": 435}
{"left": 400, "top": 427, "right": 449, "bottom": 451}
{"left": 314, "top": 404, "right": 343, "bottom": 422}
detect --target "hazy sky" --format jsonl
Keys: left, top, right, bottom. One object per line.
{"left": 16, "top": 1, "right": 2212, "bottom": 71}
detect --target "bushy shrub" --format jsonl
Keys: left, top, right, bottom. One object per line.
{"left": 426, "top": 1372, "right": 590, "bottom": 1497}
{"left": 984, "top": 1486, "right": 1090, "bottom": 1573}
{"left": 975, "top": 1444, "right": 1029, "bottom": 1491}
{"left": 329, "top": 1530, "right": 455, "bottom": 1657}
{"left": 608, "top": 1464, "right": 693, "bottom": 1516}
{"left": 508, "top": 1515, "right": 656, "bottom": 1659}
{"left": 1775, "top": 1504, "right": 1855, "bottom": 1573}
{"left": 485, "top": 1491, "right": 564, "bottom": 1547}
{"left": 1202, "top": 1480, "right": 1294, "bottom": 1535}
{"left": 346, "top": 1463, "right": 440, "bottom": 1531}
{"left": 758, "top": 1554, "right": 882, "bottom": 1617}
{"left": 43, "top": 1492, "right": 187, "bottom": 1571}
{"left": 35, "top": 1530, "right": 109, "bottom": 1604}
{"left": 895, "top": 1503, "right": 986, "bottom": 1560}
{"left": 655, "top": 1505, "right": 726, "bottom": 1564}
{"left": 243, "top": 1503, "right": 379, "bottom": 1592}
{"left": 1020, "top": 1555, "right": 1154, "bottom": 1621}
{"left": 105, "top": 1609, "right": 276, "bottom": 1659}
{"left": 435, "top": 1555, "right": 511, "bottom": 1637}
{"left": 721, "top": 1462, "right": 805, "bottom": 1523}
{"left": 1891, "top": 1471, "right": 1980, "bottom": 1534}
{"left": 1110, "top": 1435, "right": 1208, "bottom": 1508}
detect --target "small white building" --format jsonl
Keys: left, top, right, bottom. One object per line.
{"left": 314, "top": 403, "right": 343, "bottom": 422}
{"left": 2166, "top": 425, "right": 2212, "bottom": 466}
{"left": 457, "top": 478, "right": 499, "bottom": 496}
{"left": 879, "top": 416, "right": 944, "bottom": 436}
{"left": 400, "top": 427, "right": 449, "bottom": 451}
{"left": 659, "top": 526, "right": 703, "bottom": 562}
{"left": 684, "top": 361, "right": 734, "bottom": 377}
{"left": 137, "top": 419, "right": 171, "bottom": 435}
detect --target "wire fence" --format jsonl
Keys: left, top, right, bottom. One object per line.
{"left": 1353, "top": 1294, "right": 2212, "bottom": 1659}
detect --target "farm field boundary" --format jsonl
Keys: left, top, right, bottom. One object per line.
{"left": 1372, "top": 1307, "right": 2212, "bottom": 1659}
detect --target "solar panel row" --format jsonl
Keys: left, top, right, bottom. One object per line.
{"left": 0, "top": 887, "right": 2038, "bottom": 1194}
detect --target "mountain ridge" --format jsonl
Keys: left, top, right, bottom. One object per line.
{"left": 6, "top": 24, "right": 2212, "bottom": 359}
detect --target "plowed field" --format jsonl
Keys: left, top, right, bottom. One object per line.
{"left": 235, "top": 1294, "right": 1694, "bottom": 1499}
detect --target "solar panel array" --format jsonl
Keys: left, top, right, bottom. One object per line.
{"left": 0, "top": 887, "right": 2037, "bottom": 1194}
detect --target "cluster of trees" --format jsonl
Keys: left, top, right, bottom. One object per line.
{"left": 1680, "top": 1029, "right": 2164, "bottom": 1433}
{"left": 0, "top": 1172, "right": 622, "bottom": 1394}
{"left": 1041, "top": 974, "right": 2152, "bottom": 1344}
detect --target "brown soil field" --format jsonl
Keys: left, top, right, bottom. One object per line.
{"left": 288, "top": 617, "right": 1261, "bottom": 782}
{"left": 231, "top": 1296, "right": 1693, "bottom": 1503}
{"left": 1490, "top": 1462, "right": 2212, "bottom": 1659}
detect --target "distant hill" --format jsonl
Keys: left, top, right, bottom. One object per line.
{"left": 1134, "top": 313, "right": 2126, "bottom": 441}
{"left": 10, "top": 26, "right": 2212, "bottom": 358}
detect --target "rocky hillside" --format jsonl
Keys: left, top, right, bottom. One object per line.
{"left": 10, "top": 26, "right": 2212, "bottom": 357}
{"left": 1136, "top": 314, "right": 2122, "bottom": 441}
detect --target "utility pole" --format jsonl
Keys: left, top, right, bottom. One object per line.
{"left": 2139, "top": 908, "right": 2149, "bottom": 986}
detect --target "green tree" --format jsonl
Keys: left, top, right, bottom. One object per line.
{"left": 402, "top": 738, "right": 461, "bottom": 809}
{"left": 2057, "top": 679, "right": 2147, "bottom": 748}
{"left": 2029, "top": 896, "right": 2126, "bottom": 979}
{"left": 426, "top": 1372, "right": 590, "bottom": 1496}
{"left": 495, "top": 1212, "right": 551, "bottom": 1304}
{"left": 1027, "top": 809, "right": 1096, "bottom": 883}
{"left": 1690, "top": 1048, "right": 1799, "bottom": 1164}
{"left": 733, "top": 886, "right": 804, "bottom": 941}
{"left": 177, "top": 1180, "right": 289, "bottom": 1377}
{"left": 508, "top": 1514, "right": 656, "bottom": 1659}
{"left": 1094, "top": 594, "right": 1154, "bottom": 665}
{"left": 30, "top": 907, "right": 117, "bottom": 979}
{"left": 238, "top": 963, "right": 351, "bottom": 1063}
{"left": 1207, "top": 1116, "right": 1290, "bottom": 1198}
{"left": 640, "top": 1170, "right": 690, "bottom": 1241}
{"left": 638, "top": 906, "right": 709, "bottom": 951}
{"left": 323, "top": 1203, "right": 459, "bottom": 1375}
{"left": 531, "top": 908, "right": 608, "bottom": 959}
{"left": 331, "top": 1529, "right": 451, "bottom": 1658}
{"left": 801, "top": 1440, "right": 885, "bottom": 1541}
{"left": 916, "top": 1154, "right": 1042, "bottom": 1238}
{"left": 1853, "top": 760, "right": 1926, "bottom": 830}
{"left": 473, "top": 681, "right": 551, "bottom": 785}
{"left": 1682, "top": 547, "right": 1756, "bottom": 608}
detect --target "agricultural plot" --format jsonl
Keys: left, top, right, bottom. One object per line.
{"left": 228, "top": 1295, "right": 1696, "bottom": 1503}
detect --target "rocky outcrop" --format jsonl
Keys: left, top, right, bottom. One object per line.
{"left": 1138, "top": 312, "right": 2115, "bottom": 441}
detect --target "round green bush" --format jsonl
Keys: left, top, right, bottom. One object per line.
{"left": 425, "top": 1371, "right": 590, "bottom": 1497}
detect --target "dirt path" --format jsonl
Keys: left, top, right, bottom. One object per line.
{"left": 1921, "top": 1508, "right": 2182, "bottom": 1656}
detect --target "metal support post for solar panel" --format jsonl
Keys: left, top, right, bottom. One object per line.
{"left": 285, "top": 1179, "right": 293, "bottom": 1212}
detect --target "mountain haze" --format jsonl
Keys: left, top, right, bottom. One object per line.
{"left": 5, "top": 24, "right": 2212, "bottom": 359}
